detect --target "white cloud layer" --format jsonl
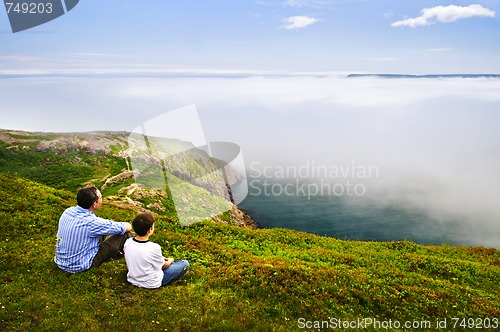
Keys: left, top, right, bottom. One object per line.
{"left": 282, "top": 16, "right": 319, "bottom": 29}
{"left": 392, "top": 4, "right": 495, "bottom": 28}
{"left": 2, "top": 76, "right": 500, "bottom": 247}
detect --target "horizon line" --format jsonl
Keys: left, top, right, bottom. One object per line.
{"left": 1, "top": 69, "right": 500, "bottom": 79}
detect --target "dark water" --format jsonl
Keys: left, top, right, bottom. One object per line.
{"left": 237, "top": 179, "right": 473, "bottom": 246}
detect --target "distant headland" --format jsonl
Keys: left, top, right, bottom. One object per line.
{"left": 347, "top": 73, "right": 500, "bottom": 79}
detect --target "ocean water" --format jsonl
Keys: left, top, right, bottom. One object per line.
{"left": 237, "top": 179, "right": 481, "bottom": 247}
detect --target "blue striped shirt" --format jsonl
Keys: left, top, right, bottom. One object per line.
{"left": 54, "top": 205, "right": 126, "bottom": 273}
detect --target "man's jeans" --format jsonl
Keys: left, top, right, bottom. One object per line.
{"left": 91, "top": 233, "right": 132, "bottom": 268}
{"left": 161, "top": 260, "right": 190, "bottom": 286}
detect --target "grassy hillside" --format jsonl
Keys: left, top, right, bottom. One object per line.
{"left": 0, "top": 172, "right": 499, "bottom": 331}
{"left": 0, "top": 131, "right": 241, "bottom": 227}
{"left": 0, "top": 130, "right": 499, "bottom": 331}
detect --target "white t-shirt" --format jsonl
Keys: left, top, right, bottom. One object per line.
{"left": 124, "top": 238, "right": 165, "bottom": 289}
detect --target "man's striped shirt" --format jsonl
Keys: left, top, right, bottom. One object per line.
{"left": 54, "top": 206, "right": 126, "bottom": 273}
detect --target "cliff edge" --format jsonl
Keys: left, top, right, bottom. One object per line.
{"left": 0, "top": 128, "right": 257, "bottom": 229}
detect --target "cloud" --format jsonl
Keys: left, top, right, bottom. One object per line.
{"left": 0, "top": 55, "right": 45, "bottom": 63}
{"left": 282, "top": 16, "right": 319, "bottom": 29}
{"left": 391, "top": 4, "right": 495, "bottom": 28}
{"left": 383, "top": 12, "right": 394, "bottom": 20}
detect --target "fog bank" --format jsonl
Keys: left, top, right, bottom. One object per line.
{"left": 1, "top": 75, "right": 499, "bottom": 247}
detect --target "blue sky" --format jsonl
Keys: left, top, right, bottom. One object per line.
{"left": 1, "top": 0, "right": 500, "bottom": 74}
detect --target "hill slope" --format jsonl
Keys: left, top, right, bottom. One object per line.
{"left": 0, "top": 129, "right": 499, "bottom": 331}
{"left": 0, "top": 129, "right": 255, "bottom": 228}
{"left": 0, "top": 173, "right": 499, "bottom": 331}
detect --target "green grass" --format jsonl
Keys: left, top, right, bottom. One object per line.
{"left": 0, "top": 171, "right": 499, "bottom": 331}
{"left": 0, "top": 141, "right": 127, "bottom": 191}
{"left": 1, "top": 132, "right": 499, "bottom": 331}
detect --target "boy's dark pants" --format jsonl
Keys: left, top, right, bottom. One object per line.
{"left": 91, "top": 233, "right": 132, "bottom": 268}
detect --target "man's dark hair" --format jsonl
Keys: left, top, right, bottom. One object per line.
{"left": 132, "top": 212, "right": 155, "bottom": 236}
{"left": 77, "top": 186, "right": 100, "bottom": 209}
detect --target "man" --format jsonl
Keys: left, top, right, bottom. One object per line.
{"left": 54, "top": 186, "right": 133, "bottom": 273}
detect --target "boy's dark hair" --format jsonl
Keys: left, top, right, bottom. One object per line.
{"left": 77, "top": 186, "right": 100, "bottom": 209}
{"left": 132, "top": 212, "right": 155, "bottom": 236}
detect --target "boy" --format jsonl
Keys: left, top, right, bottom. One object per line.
{"left": 124, "top": 212, "right": 190, "bottom": 288}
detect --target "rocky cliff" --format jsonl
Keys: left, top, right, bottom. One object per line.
{"left": 0, "top": 129, "right": 256, "bottom": 229}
